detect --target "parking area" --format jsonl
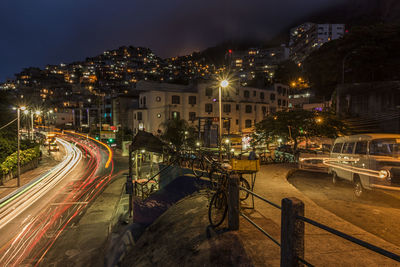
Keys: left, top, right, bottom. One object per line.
{"left": 288, "top": 170, "right": 400, "bottom": 247}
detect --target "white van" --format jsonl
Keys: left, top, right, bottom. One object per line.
{"left": 329, "top": 134, "right": 400, "bottom": 197}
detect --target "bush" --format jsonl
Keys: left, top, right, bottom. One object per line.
{"left": 0, "top": 146, "right": 40, "bottom": 175}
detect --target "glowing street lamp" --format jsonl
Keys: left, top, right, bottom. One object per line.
{"left": 218, "top": 79, "right": 229, "bottom": 162}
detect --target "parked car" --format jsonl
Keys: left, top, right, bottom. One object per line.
{"left": 49, "top": 142, "right": 59, "bottom": 151}
{"left": 329, "top": 134, "right": 400, "bottom": 197}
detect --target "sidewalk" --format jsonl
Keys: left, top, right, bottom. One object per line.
{"left": 0, "top": 146, "right": 65, "bottom": 199}
{"left": 238, "top": 164, "right": 400, "bottom": 266}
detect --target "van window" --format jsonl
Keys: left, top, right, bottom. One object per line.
{"left": 343, "top": 142, "right": 355, "bottom": 154}
{"left": 332, "top": 143, "right": 343, "bottom": 153}
{"left": 370, "top": 139, "right": 400, "bottom": 157}
{"left": 355, "top": 141, "right": 368, "bottom": 155}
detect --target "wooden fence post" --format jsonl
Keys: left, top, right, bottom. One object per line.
{"left": 228, "top": 173, "right": 240, "bottom": 230}
{"left": 281, "top": 197, "right": 304, "bottom": 267}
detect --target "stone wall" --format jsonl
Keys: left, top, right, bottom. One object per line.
{"left": 1, "top": 158, "right": 40, "bottom": 185}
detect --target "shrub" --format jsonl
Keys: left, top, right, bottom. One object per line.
{"left": 0, "top": 146, "right": 40, "bottom": 175}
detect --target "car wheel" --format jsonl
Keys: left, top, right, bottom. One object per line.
{"left": 353, "top": 176, "right": 364, "bottom": 198}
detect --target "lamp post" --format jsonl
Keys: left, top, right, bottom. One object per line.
{"left": 17, "top": 106, "right": 26, "bottom": 187}
{"left": 219, "top": 79, "right": 229, "bottom": 162}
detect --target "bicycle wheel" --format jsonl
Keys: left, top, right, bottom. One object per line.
{"left": 239, "top": 177, "right": 250, "bottom": 201}
{"left": 191, "top": 158, "right": 205, "bottom": 178}
{"left": 208, "top": 190, "right": 228, "bottom": 227}
{"left": 208, "top": 168, "right": 220, "bottom": 190}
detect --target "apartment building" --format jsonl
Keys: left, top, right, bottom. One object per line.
{"left": 289, "top": 23, "right": 345, "bottom": 63}
{"left": 131, "top": 81, "right": 289, "bottom": 136}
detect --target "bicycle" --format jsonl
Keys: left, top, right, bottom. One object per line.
{"left": 208, "top": 168, "right": 251, "bottom": 227}
{"left": 208, "top": 171, "right": 229, "bottom": 227}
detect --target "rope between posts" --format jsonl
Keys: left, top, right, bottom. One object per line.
{"left": 298, "top": 215, "right": 400, "bottom": 262}
{"left": 239, "top": 186, "right": 281, "bottom": 209}
{"left": 240, "top": 212, "right": 281, "bottom": 247}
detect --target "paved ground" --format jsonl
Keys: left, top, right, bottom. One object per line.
{"left": 288, "top": 170, "right": 400, "bottom": 247}
{"left": 237, "top": 164, "right": 400, "bottom": 266}
{"left": 0, "top": 144, "right": 65, "bottom": 199}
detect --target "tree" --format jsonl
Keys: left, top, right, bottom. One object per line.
{"left": 254, "top": 110, "right": 348, "bottom": 153}
{"left": 161, "top": 119, "right": 197, "bottom": 151}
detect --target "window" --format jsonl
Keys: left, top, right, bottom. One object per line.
{"left": 270, "top": 93, "right": 275, "bottom": 101}
{"left": 189, "top": 112, "right": 196, "bottom": 121}
{"left": 172, "top": 95, "right": 180, "bottom": 104}
{"left": 223, "top": 120, "right": 230, "bottom": 129}
{"left": 244, "top": 90, "right": 250, "bottom": 98}
{"left": 282, "top": 100, "right": 286, "bottom": 106}
{"left": 277, "top": 86, "right": 282, "bottom": 95}
{"left": 206, "top": 87, "right": 213, "bottom": 96}
{"left": 278, "top": 99, "right": 281, "bottom": 106}
{"left": 332, "top": 143, "right": 343, "bottom": 153}
{"left": 245, "top": 119, "right": 252, "bottom": 128}
{"left": 369, "top": 139, "right": 400, "bottom": 157}
{"left": 188, "top": 96, "right": 196, "bottom": 105}
{"left": 262, "top": 106, "right": 267, "bottom": 114}
{"left": 137, "top": 112, "right": 142, "bottom": 121}
{"left": 143, "top": 97, "right": 146, "bottom": 106}
{"left": 236, "top": 119, "right": 239, "bottom": 125}
{"left": 205, "top": 103, "right": 213, "bottom": 113}
{"left": 223, "top": 104, "right": 231, "bottom": 113}
{"left": 236, "top": 104, "right": 239, "bottom": 111}
{"left": 172, "top": 111, "right": 180, "bottom": 120}
{"left": 253, "top": 91, "right": 256, "bottom": 97}
{"left": 355, "top": 141, "right": 368, "bottom": 155}
{"left": 245, "top": 105, "right": 252, "bottom": 113}
{"left": 343, "top": 142, "right": 355, "bottom": 154}
{"left": 260, "top": 92, "right": 265, "bottom": 100}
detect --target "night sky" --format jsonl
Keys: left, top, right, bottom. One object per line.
{"left": 0, "top": 0, "right": 344, "bottom": 82}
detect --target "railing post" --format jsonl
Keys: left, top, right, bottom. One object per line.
{"left": 281, "top": 197, "right": 304, "bottom": 267}
{"left": 228, "top": 173, "right": 240, "bottom": 230}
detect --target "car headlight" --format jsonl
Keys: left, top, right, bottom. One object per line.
{"left": 379, "top": 169, "right": 390, "bottom": 179}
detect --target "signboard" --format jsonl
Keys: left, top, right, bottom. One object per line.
{"left": 100, "top": 131, "right": 116, "bottom": 139}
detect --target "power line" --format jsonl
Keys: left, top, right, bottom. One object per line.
{"left": 0, "top": 118, "right": 17, "bottom": 131}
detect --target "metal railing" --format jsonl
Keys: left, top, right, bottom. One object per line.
{"left": 235, "top": 185, "right": 400, "bottom": 266}
{"left": 238, "top": 186, "right": 312, "bottom": 266}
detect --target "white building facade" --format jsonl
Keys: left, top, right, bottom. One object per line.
{"left": 290, "top": 23, "right": 345, "bottom": 63}
{"left": 131, "top": 81, "right": 289, "bottom": 136}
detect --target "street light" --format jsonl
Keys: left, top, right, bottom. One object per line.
{"left": 17, "top": 106, "right": 26, "bottom": 187}
{"left": 219, "top": 79, "right": 229, "bottom": 162}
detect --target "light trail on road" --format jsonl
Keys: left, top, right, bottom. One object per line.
{"left": 0, "top": 134, "right": 115, "bottom": 266}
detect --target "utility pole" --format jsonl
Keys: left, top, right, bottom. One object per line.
{"left": 17, "top": 107, "right": 23, "bottom": 187}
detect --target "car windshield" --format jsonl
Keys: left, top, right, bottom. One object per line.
{"left": 369, "top": 139, "right": 400, "bottom": 157}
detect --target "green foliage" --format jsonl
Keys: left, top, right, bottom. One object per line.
{"left": 254, "top": 110, "right": 348, "bottom": 151}
{"left": 161, "top": 119, "right": 197, "bottom": 151}
{"left": 116, "top": 127, "right": 133, "bottom": 146}
{"left": 1, "top": 146, "right": 40, "bottom": 175}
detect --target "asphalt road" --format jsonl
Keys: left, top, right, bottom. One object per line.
{"left": 288, "top": 170, "right": 400, "bottom": 247}
{"left": 0, "top": 134, "right": 116, "bottom": 266}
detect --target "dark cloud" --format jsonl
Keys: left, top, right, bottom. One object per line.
{"left": 0, "top": 0, "right": 344, "bottom": 81}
